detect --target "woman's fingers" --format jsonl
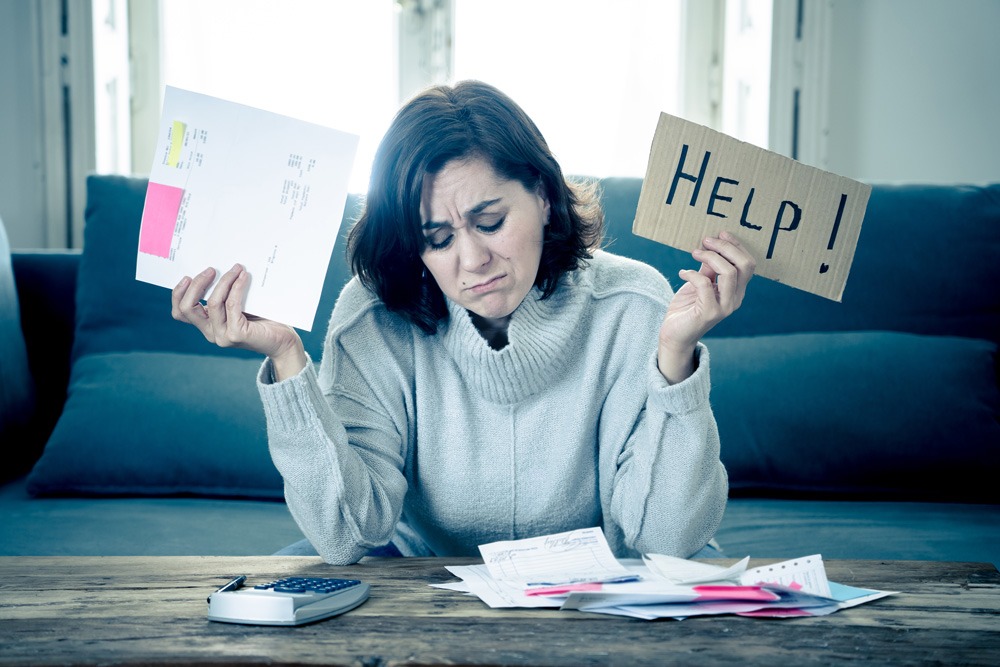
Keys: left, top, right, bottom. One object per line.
{"left": 171, "top": 265, "right": 250, "bottom": 345}
{"left": 662, "top": 233, "right": 757, "bottom": 374}
{"left": 204, "top": 264, "right": 241, "bottom": 318}
{"left": 169, "top": 264, "right": 298, "bottom": 361}
{"left": 171, "top": 267, "right": 216, "bottom": 335}
{"left": 694, "top": 232, "right": 756, "bottom": 314}
{"left": 220, "top": 267, "right": 258, "bottom": 348}
{"left": 716, "top": 231, "right": 756, "bottom": 279}
{"left": 201, "top": 264, "right": 249, "bottom": 346}
{"left": 679, "top": 268, "right": 723, "bottom": 320}
{"left": 225, "top": 267, "right": 252, "bottom": 332}
{"left": 172, "top": 268, "right": 214, "bottom": 317}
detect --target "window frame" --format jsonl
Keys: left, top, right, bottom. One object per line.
{"left": 43, "top": 0, "right": 796, "bottom": 250}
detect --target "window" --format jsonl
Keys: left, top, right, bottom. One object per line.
{"left": 720, "top": 0, "right": 772, "bottom": 149}
{"left": 93, "top": 0, "right": 132, "bottom": 175}
{"left": 453, "top": 0, "right": 684, "bottom": 180}
{"left": 153, "top": 0, "right": 691, "bottom": 188}
{"left": 35, "top": 0, "right": 778, "bottom": 249}
{"left": 156, "top": 0, "right": 397, "bottom": 192}
{"left": 150, "top": 0, "right": 776, "bottom": 187}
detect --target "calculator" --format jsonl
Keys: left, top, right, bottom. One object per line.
{"left": 207, "top": 576, "right": 370, "bottom": 626}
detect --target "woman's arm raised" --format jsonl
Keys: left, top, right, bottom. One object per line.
{"left": 171, "top": 263, "right": 308, "bottom": 380}
{"left": 657, "top": 231, "right": 755, "bottom": 384}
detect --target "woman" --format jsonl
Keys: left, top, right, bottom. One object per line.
{"left": 171, "top": 80, "right": 755, "bottom": 565}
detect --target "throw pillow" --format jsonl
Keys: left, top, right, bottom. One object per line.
{"left": 26, "top": 352, "right": 281, "bottom": 498}
{"left": 709, "top": 331, "right": 1000, "bottom": 502}
{"left": 26, "top": 174, "right": 360, "bottom": 498}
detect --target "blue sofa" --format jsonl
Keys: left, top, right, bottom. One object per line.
{"left": 2, "top": 174, "right": 998, "bottom": 565}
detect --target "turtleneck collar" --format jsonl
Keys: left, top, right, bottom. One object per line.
{"left": 440, "top": 271, "right": 590, "bottom": 405}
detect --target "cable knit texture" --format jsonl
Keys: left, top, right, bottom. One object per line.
{"left": 258, "top": 250, "right": 728, "bottom": 564}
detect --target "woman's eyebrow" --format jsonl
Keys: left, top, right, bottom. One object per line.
{"left": 467, "top": 197, "right": 503, "bottom": 216}
{"left": 422, "top": 198, "right": 503, "bottom": 230}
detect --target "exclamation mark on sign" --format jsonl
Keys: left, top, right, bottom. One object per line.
{"left": 820, "top": 194, "right": 848, "bottom": 274}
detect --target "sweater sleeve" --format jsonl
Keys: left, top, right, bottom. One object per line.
{"left": 607, "top": 341, "right": 728, "bottom": 558}
{"left": 257, "top": 289, "right": 413, "bottom": 565}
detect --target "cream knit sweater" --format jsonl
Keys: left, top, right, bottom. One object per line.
{"left": 258, "top": 250, "right": 728, "bottom": 565}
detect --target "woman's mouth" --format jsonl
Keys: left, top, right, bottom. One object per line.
{"left": 468, "top": 274, "right": 506, "bottom": 294}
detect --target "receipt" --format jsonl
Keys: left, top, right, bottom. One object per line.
{"left": 478, "top": 527, "right": 630, "bottom": 585}
{"left": 740, "top": 554, "right": 832, "bottom": 598}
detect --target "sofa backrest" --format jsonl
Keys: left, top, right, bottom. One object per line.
{"left": 597, "top": 177, "right": 1000, "bottom": 345}
{"left": 0, "top": 216, "right": 35, "bottom": 476}
{"left": 74, "top": 174, "right": 1000, "bottom": 365}
{"left": 21, "top": 174, "right": 1000, "bottom": 503}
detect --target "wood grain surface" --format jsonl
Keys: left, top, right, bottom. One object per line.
{"left": 1, "top": 556, "right": 997, "bottom": 666}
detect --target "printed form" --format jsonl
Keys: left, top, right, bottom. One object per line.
{"left": 136, "top": 86, "right": 359, "bottom": 331}
{"left": 479, "top": 527, "right": 630, "bottom": 585}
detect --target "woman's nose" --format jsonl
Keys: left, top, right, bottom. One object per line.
{"left": 457, "top": 232, "right": 491, "bottom": 271}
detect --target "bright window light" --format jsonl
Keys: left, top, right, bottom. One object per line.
{"left": 159, "top": 0, "right": 397, "bottom": 192}
{"left": 721, "top": 0, "right": 772, "bottom": 148}
{"left": 157, "top": 1, "right": 758, "bottom": 188}
{"left": 453, "top": 0, "right": 683, "bottom": 180}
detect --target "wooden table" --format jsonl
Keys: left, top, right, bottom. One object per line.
{"left": 1, "top": 556, "right": 997, "bottom": 666}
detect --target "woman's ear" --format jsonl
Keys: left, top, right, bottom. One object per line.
{"left": 536, "top": 186, "right": 551, "bottom": 225}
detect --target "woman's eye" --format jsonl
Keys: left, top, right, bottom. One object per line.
{"left": 425, "top": 233, "right": 453, "bottom": 251}
{"left": 478, "top": 216, "right": 506, "bottom": 234}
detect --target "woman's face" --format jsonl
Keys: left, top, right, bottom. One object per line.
{"left": 419, "top": 157, "right": 550, "bottom": 329}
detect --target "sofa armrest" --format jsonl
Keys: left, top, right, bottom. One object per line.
{"left": 11, "top": 250, "right": 80, "bottom": 474}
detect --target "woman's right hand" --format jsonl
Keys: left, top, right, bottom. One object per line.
{"left": 171, "top": 263, "right": 308, "bottom": 380}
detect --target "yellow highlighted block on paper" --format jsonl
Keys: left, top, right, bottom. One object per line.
{"left": 167, "top": 121, "right": 186, "bottom": 167}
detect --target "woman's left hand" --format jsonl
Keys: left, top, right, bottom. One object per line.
{"left": 657, "top": 231, "right": 756, "bottom": 384}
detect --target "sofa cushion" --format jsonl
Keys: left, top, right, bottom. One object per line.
{"left": 710, "top": 332, "right": 1000, "bottom": 502}
{"left": 72, "top": 176, "right": 246, "bottom": 360}
{"left": 26, "top": 352, "right": 281, "bottom": 498}
{"left": 599, "top": 178, "right": 1000, "bottom": 343}
{"left": 26, "top": 175, "right": 359, "bottom": 498}
{"left": 0, "top": 216, "right": 35, "bottom": 479}
{"left": 717, "top": 498, "right": 1000, "bottom": 566}
{"left": 1, "top": 477, "right": 304, "bottom": 556}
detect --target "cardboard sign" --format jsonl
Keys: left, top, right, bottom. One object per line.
{"left": 633, "top": 112, "right": 871, "bottom": 301}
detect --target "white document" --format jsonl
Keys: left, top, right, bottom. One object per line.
{"left": 642, "top": 553, "right": 750, "bottom": 585}
{"left": 444, "top": 564, "right": 561, "bottom": 609}
{"left": 740, "top": 553, "right": 832, "bottom": 597}
{"left": 478, "top": 526, "right": 630, "bottom": 586}
{"left": 136, "top": 86, "right": 360, "bottom": 331}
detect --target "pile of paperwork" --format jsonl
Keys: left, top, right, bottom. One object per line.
{"left": 434, "top": 527, "right": 896, "bottom": 620}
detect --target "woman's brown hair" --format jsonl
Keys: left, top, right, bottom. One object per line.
{"left": 348, "top": 80, "right": 604, "bottom": 334}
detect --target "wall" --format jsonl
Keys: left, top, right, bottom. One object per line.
{"left": 0, "top": 2, "right": 48, "bottom": 249}
{"left": 826, "top": 0, "right": 1000, "bottom": 185}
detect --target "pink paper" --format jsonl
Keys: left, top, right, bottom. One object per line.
{"left": 139, "top": 182, "right": 184, "bottom": 258}
{"left": 524, "top": 582, "right": 604, "bottom": 597}
{"left": 693, "top": 585, "right": 780, "bottom": 602}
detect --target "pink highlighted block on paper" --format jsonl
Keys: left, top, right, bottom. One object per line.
{"left": 139, "top": 181, "right": 184, "bottom": 258}
{"left": 692, "top": 586, "right": 781, "bottom": 603}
